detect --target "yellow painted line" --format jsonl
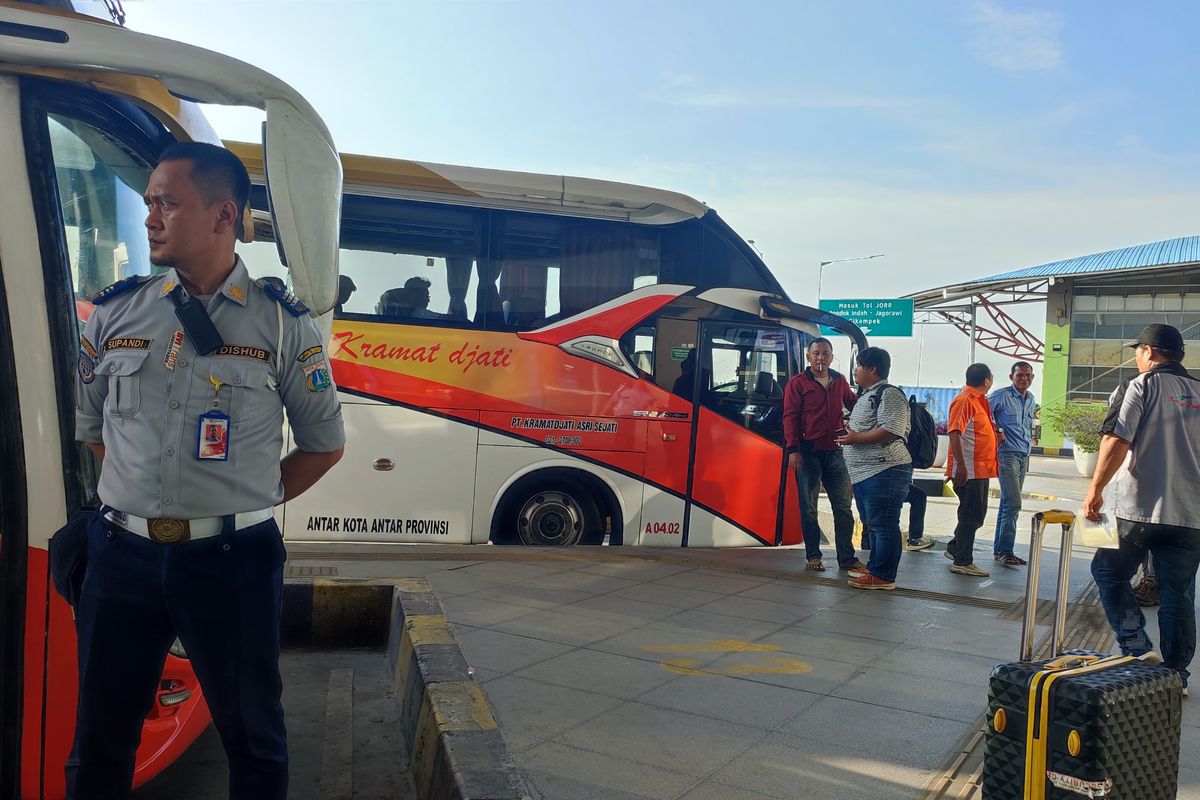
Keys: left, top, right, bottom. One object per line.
{"left": 642, "top": 640, "right": 779, "bottom": 654}
{"left": 661, "top": 658, "right": 707, "bottom": 676}
{"left": 722, "top": 656, "right": 813, "bottom": 676}
{"left": 392, "top": 577, "right": 437, "bottom": 593}
{"left": 404, "top": 615, "right": 456, "bottom": 647}
{"left": 424, "top": 682, "right": 499, "bottom": 731}
{"left": 645, "top": 641, "right": 812, "bottom": 678}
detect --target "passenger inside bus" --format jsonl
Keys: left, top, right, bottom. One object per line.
{"left": 503, "top": 295, "right": 544, "bottom": 328}
{"left": 334, "top": 274, "right": 356, "bottom": 315}
{"left": 377, "top": 286, "right": 416, "bottom": 316}
{"left": 403, "top": 276, "right": 444, "bottom": 319}
{"left": 672, "top": 349, "right": 708, "bottom": 400}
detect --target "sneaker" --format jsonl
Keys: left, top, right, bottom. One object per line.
{"left": 994, "top": 553, "right": 1028, "bottom": 566}
{"left": 1138, "top": 651, "right": 1163, "bottom": 665}
{"left": 848, "top": 568, "right": 869, "bottom": 578}
{"left": 1133, "top": 578, "right": 1160, "bottom": 607}
{"left": 950, "top": 563, "right": 990, "bottom": 577}
{"left": 905, "top": 537, "right": 935, "bottom": 551}
{"left": 848, "top": 573, "right": 895, "bottom": 590}
{"left": 840, "top": 558, "right": 867, "bottom": 572}
{"left": 944, "top": 548, "right": 955, "bottom": 560}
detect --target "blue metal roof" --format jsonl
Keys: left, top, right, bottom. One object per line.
{"left": 978, "top": 235, "right": 1200, "bottom": 282}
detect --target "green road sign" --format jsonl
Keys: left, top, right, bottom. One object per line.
{"left": 818, "top": 298, "right": 914, "bottom": 338}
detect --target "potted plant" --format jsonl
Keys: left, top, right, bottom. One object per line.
{"left": 1041, "top": 402, "right": 1108, "bottom": 477}
{"left": 932, "top": 421, "right": 950, "bottom": 468}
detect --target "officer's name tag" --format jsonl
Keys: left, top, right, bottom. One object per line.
{"left": 196, "top": 410, "right": 231, "bottom": 461}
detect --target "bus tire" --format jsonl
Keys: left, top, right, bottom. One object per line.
{"left": 494, "top": 470, "right": 610, "bottom": 546}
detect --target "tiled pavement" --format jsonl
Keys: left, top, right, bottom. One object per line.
{"left": 287, "top": 455, "right": 1200, "bottom": 800}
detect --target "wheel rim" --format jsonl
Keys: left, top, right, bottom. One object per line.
{"left": 517, "top": 491, "right": 584, "bottom": 545}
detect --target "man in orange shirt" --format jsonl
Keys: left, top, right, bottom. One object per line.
{"left": 944, "top": 363, "right": 1000, "bottom": 577}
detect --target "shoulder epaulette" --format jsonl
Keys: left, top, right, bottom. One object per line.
{"left": 92, "top": 275, "right": 150, "bottom": 305}
{"left": 256, "top": 278, "right": 310, "bottom": 317}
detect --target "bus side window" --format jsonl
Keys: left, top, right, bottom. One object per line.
{"left": 619, "top": 313, "right": 702, "bottom": 401}
{"left": 698, "top": 326, "right": 791, "bottom": 443}
{"left": 492, "top": 211, "right": 662, "bottom": 330}
{"left": 274, "top": 197, "right": 487, "bottom": 325}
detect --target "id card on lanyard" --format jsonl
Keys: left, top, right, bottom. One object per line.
{"left": 197, "top": 374, "right": 231, "bottom": 460}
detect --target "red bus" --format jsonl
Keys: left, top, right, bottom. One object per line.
{"left": 229, "top": 148, "right": 867, "bottom": 549}
{"left": 0, "top": 4, "right": 341, "bottom": 797}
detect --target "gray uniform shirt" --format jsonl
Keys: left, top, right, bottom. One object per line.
{"left": 843, "top": 381, "right": 912, "bottom": 484}
{"left": 1101, "top": 361, "right": 1200, "bottom": 529}
{"left": 76, "top": 258, "right": 345, "bottom": 518}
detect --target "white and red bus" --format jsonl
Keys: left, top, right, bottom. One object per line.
{"left": 229, "top": 147, "right": 867, "bottom": 550}
{"left": 0, "top": 3, "right": 341, "bottom": 797}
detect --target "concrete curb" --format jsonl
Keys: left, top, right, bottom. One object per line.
{"left": 281, "top": 578, "right": 530, "bottom": 799}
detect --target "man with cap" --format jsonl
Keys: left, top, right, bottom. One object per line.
{"left": 1085, "top": 323, "right": 1200, "bottom": 694}
{"left": 71, "top": 141, "right": 345, "bottom": 797}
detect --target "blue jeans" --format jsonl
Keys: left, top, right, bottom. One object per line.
{"left": 993, "top": 451, "right": 1029, "bottom": 555}
{"left": 1091, "top": 519, "right": 1200, "bottom": 686}
{"left": 854, "top": 464, "right": 913, "bottom": 582}
{"left": 857, "top": 485, "right": 926, "bottom": 543}
{"left": 794, "top": 448, "right": 856, "bottom": 566}
{"left": 68, "top": 514, "right": 289, "bottom": 799}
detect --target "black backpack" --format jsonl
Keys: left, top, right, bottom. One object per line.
{"left": 868, "top": 385, "right": 939, "bottom": 469}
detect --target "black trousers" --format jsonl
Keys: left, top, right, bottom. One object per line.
{"left": 67, "top": 514, "right": 288, "bottom": 799}
{"left": 948, "top": 478, "right": 989, "bottom": 566}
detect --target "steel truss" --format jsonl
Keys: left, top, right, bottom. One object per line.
{"left": 913, "top": 282, "right": 1049, "bottom": 363}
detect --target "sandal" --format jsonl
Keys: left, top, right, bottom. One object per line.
{"left": 806, "top": 558, "right": 826, "bottom": 572}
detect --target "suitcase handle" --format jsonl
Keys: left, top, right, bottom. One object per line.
{"left": 1019, "top": 509, "right": 1077, "bottom": 662}
{"left": 1043, "top": 653, "right": 1103, "bottom": 670}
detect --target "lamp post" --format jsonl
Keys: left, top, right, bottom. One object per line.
{"left": 817, "top": 254, "right": 885, "bottom": 301}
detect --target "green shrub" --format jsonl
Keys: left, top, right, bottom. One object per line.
{"left": 1041, "top": 402, "right": 1108, "bottom": 453}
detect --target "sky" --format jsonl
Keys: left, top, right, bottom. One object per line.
{"left": 87, "top": 0, "right": 1200, "bottom": 392}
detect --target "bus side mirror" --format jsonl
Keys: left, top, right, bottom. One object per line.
{"left": 262, "top": 105, "right": 343, "bottom": 316}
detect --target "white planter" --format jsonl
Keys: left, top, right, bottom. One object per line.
{"left": 931, "top": 435, "right": 949, "bottom": 469}
{"left": 1073, "top": 448, "right": 1098, "bottom": 478}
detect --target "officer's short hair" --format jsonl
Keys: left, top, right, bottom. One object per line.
{"left": 807, "top": 337, "right": 833, "bottom": 352}
{"left": 966, "top": 362, "right": 992, "bottom": 387}
{"left": 158, "top": 142, "right": 250, "bottom": 237}
{"left": 856, "top": 346, "right": 891, "bottom": 379}
{"left": 1010, "top": 361, "right": 1033, "bottom": 377}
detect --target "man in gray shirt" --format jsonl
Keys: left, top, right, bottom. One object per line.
{"left": 69, "top": 143, "right": 345, "bottom": 798}
{"left": 1085, "top": 323, "right": 1200, "bottom": 694}
{"left": 836, "top": 347, "right": 912, "bottom": 591}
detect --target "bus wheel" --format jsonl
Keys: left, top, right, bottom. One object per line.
{"left": 513, "top": 484, "right": 600, "bottom": 546}
{"left": 493, "top": 469, "right": 614, "bottom": 546}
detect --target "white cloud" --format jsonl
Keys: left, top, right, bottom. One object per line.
{"left": 969, "top": 2, "right": 1065, "bottom": 72}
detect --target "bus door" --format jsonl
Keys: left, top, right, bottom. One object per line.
{"left": 686, "top": 323, "right": 794, "bottom": 547}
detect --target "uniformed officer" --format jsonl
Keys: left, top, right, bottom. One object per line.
{"left": 1086, "top": 323, "right": 1200, "bottom": 695}
{"left": 69, "top": 142, "right": 345, "bottom": 799}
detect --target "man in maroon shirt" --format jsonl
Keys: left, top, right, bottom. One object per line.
{"left": 783, "top": 338, "right": 864, "bottom": 572}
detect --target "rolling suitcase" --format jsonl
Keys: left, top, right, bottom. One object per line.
{"left": 982, "top": 510, "right": 1183, "bottom": 800}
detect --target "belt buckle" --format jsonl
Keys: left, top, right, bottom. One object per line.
{"left": 148, "top": 518, "right": 190, "bottom": 544}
